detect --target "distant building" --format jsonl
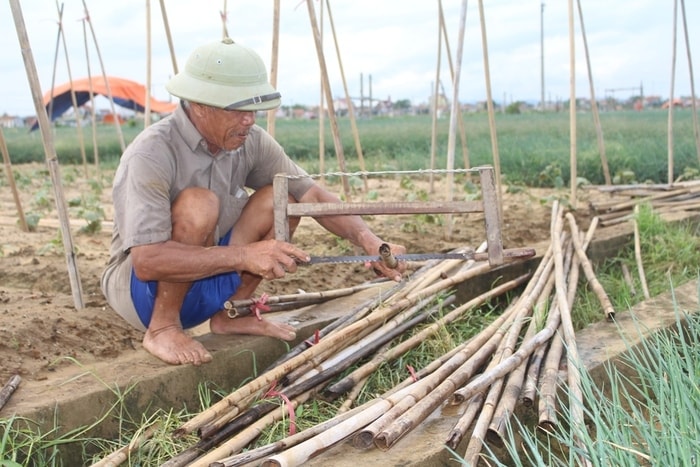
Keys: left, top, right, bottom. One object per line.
{"left": 0, "top": 113, "right": 24, "bottom": 129}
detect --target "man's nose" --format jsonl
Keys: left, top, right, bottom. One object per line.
{"left": 242, "top": 111, "right": 255, "bottom": 125}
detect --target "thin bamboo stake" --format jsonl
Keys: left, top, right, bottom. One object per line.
{"left": 325, "top": 0, "right": 368, "bottom": 191}
{"left": 144, "top": 0, "right": 152, "bottom": 128}
{"left": 176, "top": 261, "right": 494, "bottom": 437}
{"left": 576, "top": 0, "right": 610, "bottom": 185}
{"left": 633, "top": 205, "right": 651, "bottom": 299}
{"left": 568, "top": 0, "right": 578, "bottom": 206}
{"left": 305, "top": 0, "right": 351, "bottom": 201}
{"left": 267, "top": 0, "right": 280, "bottom": 136}
{"left": 477, "top": 0, "right": 503, "bottom": 214}
{"left": 668, "top": 0, "right": 678, "bottom": 185}
{"left": 81, "top": 18, "right": 100, "bottom": 173}
{"left": 445, "top": 392, "right": 484, "bottom": 450}
{"left": 225, "top": 281, "right": 386, "bottom": 316}
{"left": 158, "top": 0, "right": 178, "bottom": 74}
{"left": 438, "top": 0, "right": 470, "bottom": 172}
{"left": 444, "top": 0, "right": 468, "bottom": 240}
{"left": 0, "top": 375, "right": 21, "bottom": 411}
{"left": 566, "top": 213, "right": 615, "bottom": 320}
{"left": 55, "top": 1, "right": 89, "bottom": 178}
{"left": 679, "top": 0, "right": 700, "bottom": 165}
{"left": 621, "top": 263, "right": 637, "bottom": 296}
{"left": 220, "top": 0, "right": 229, "bottom": 40}
{"left": 429, "top": 1, "right": 443, "bottom": 193}
{"left": 0, "top": 128, "right": 28, "bottom": 232}
{"left": 81, "top": 0, "right": 126, "bottom": 153}
{"left": 9, "top": 0, "right": 84, "bottom": 310}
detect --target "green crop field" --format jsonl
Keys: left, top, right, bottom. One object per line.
{"left": 3, "top": 109, "right": 698, "bottom": 186}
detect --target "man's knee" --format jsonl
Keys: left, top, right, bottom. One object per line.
{"left": 172, "top": 188, "right": 220, "bottom": 240}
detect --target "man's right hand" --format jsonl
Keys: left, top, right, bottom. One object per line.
{"left": 238, "top": 239, "right": 310, "bottom": 280}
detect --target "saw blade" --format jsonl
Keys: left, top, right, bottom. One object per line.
{"left": 304, "top": 252, "right": 471, "bottom": 265}
{"left": 301, "top": 247, "right": 536, "bottom": 266}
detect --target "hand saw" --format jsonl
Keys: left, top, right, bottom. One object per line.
{"left": 301, "top": 246, "right": 536, "bottom": 266}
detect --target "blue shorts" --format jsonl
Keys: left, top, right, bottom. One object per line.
{"left": 130, "top": 230, "right": 242, "bottom": 329}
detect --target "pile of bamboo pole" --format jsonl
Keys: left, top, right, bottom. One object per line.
{"left": 587, "top": 180, "right": 700, "bottom": 226}
{"left": 92, "top": 203, "right": 614, "bottom": 467}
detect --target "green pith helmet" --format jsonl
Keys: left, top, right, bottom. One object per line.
{"left": 166, "top": 37, "right": 281, "bottom": 111}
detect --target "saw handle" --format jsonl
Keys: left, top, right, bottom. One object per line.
{"left": 378, "top": 243, "right": 399, "bottom": 269}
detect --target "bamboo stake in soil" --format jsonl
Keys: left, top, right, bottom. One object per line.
{"left": 9, "top": 0, "right": 84, "bottom": 310}
{"left": 678, "top": 0, "right": 700, "bottom": 164}
{"left": 0, "top": 375, "right": 21, "bottom": 411}
{"left": 0, "top": 128, "right": 27, "bottom": 232}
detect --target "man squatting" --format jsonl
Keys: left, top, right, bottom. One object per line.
{"left": 101, "top": 38, "right": 407, "bottom": 366}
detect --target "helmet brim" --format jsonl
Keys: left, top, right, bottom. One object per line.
{"left": 166, "top": 72, "right": 281, "bottom": 111}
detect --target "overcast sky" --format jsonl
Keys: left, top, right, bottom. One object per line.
{"left": 1, "top": 0, "right": 698, "bottom": 116}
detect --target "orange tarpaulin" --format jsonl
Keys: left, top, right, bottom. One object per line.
{"left": 41, "top": 76, "right": 177, "bottom": 120}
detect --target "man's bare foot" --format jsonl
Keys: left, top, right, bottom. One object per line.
{"left": 210, "top": 311, "right": 297, "bottom": 341}
{"left": 143, "top": 324, "right": 213, "bottom": 365}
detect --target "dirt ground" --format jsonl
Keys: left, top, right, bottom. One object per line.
{"left": 0, "top": 163, "right": 600, "bottom": 385}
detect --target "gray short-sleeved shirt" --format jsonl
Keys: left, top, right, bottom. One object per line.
{"left": 103, "top": 103, "right": 314, "bottom": 280}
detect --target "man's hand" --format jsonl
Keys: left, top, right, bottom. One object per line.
{"left": 238, "top": 239, "right": 310, "bottom": 280}
{"left": 366, "top": 241, "right": 407, "bottom": 282}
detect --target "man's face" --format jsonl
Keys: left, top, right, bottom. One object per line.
{"left": 190, "top": 103, "right": 256, "bottom": 152}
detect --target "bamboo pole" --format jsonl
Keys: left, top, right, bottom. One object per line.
{"left": 0, "top": 375, "right": 21, "bottom": 411}
{"left": 576, "top": 0, "right": 610, "bottom": 185}
{"left": 668, "top": 0, "right": 678, "bottom": 185}
{"left": 158, "top": 0, "right": 178, "bottom": 74}
{"left": 81, "top": 0, "right": 126, "bottom": 153}
{"left": 429, "top": 1, "right": 443, "bottom": 193}
{"left": 325, "top": 0, "right": 368, "bottom": 191}
{"left": 81, "top": 18, "right": 100, "bottom": 173}
{"left": 9, "top": 0, "right": 85, "bottom": 310}
{"left": 304, "top": 0, "right": 351, "bottom": 201}
{"left": 537, "top": 326, "right": 564, "bottom": 430}
{"left": 477, "top": 0, "right": 502, "bottom": 214}
{"left": 679, "top": 0, "right": 700, "bottom": 165}
{"left": 55, "top": 1, "right": 89, "bottom": 178}
{"left": 0, "top": 128, "right": 28, "bottom": 232}
{"left": 443, "top": 0, "right": 469, "bottom": 240}
{"left": 568, "top": 0, "right": 578, "bottom": 205}
{"left": 267, "top": 0, "right": 280, "bottom": 136}
{"left": 552, "top": 209, "right": 589, "bottom": 465}
{"left": 438, "top": 0, "right": 470, "bottom": 173}
{"left": 220, "top": 0, "right": 229, "bottom": 40}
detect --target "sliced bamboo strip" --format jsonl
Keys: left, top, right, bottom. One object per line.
{"left": 89, "top": 422, "right": 160, "bottom": 467}
{"left": 633, "top": 205, "right": 651, "bottom": 299}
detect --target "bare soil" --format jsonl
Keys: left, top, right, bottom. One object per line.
{"left": 0, "top": 163, "right": 599, "bottom": 385}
